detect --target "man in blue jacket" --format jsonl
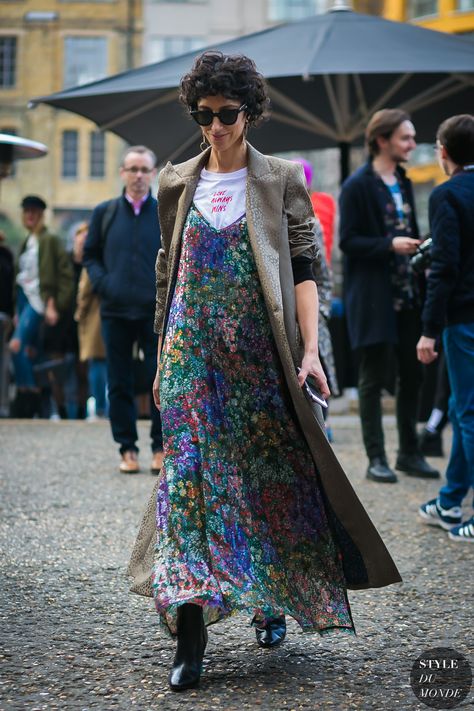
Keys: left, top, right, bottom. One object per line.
{"left": 83, "top": 145, "right": 163, "bottom": 475}
{"left": 417, "top": 114, "right": 474, "bottom": 542}
{"left": 339, "top": 109, "right": 439, "bottom": 483}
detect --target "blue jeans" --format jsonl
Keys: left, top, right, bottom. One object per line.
{"left": 11, "top": 288, "right": 43, "bottom": 388}
{"left": 438, "top": 322, "right": 474, "bottom": 510}
{"left": 88, "top": 358, "right": 108, "bottom": 416}
{"left": 101, "top": 316, "right": 163, "bottom": 455}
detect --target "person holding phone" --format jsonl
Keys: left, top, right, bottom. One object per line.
{"left": 128, "top": 51, "right": 401, "bottom": 692}
{"left": 339, "top": 109, "right": 439, "bottom": 484}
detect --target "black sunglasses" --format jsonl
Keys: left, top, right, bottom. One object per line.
{"left": 190, "top": 104, "right": 247, "bottom": 127}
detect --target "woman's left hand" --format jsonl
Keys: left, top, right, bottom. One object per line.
{"left": 297, "top": 351, "right": 330, "bottom": 400}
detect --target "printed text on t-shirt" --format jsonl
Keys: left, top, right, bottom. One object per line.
{"left": 211, "top": 190, "right": 233, "bottom": 213}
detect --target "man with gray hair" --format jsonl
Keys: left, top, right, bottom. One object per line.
{"left": 83, "top": 145, "right": 163, "bottom": 474}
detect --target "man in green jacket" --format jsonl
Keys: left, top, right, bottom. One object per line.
{"left": 9, "top": 195, "right": 74, "bottom": 417}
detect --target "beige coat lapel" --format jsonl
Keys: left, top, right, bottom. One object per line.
{"left": 246, "top": 145, "right": 283, "bottom": 316}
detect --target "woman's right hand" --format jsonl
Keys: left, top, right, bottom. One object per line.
{"left": 152, "top": 367, "right": 160, "bottom": 409}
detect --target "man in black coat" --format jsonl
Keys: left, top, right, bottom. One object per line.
{"left": 83, "top": 145, "right": 163, "bottom": 475}
{"left": 417, "top": 114, "right": 474, "bottom": 541}
{"left": 339, "top": 109, "right": 439, "bottom": 483}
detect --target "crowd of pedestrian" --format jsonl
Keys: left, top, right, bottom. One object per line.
{"left": 0, "top": 47, "right": 472, "bottom": 693}
{"left": 0, "top": 62, "right": 471, "bottom": 553}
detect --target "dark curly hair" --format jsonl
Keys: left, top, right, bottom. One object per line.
{"left": 179, "top": 51, "right": 270, "bottom": 127}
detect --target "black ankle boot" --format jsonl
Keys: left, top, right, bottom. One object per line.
{"left": 169, "top": 603, "right": 207, "bottom": 692}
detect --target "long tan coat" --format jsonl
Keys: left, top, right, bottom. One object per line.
{"left": 74, "top": 268, "right": 106, "bottom": 361}
{"left": 128, "top": 143, "right": 401, "bottom": 596}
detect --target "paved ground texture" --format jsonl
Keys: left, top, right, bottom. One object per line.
{"left": 1, "top": 418, "right": 472, "bottom": 711}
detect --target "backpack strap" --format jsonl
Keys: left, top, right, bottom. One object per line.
{"left": 100, "top": 197, "right": 120, "bottom": 250}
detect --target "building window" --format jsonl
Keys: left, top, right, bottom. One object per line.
{"left": 62, "top": 130, "right": 78, "bottom": 178}
{"left": 90, "top": 131, "right": 105, "bottom": 178}
{"left": 0, "top": 37, "right": 17, "bottom": 89}
{"left": 458, "top": 0, "right": 474, "bottom": 9}
{"left": 147, "top": 36, "right": 205, "bottom": 64}
{"left": 0, "top": 127, "right": 17, "bottom": 177}
{"left": 63, "top": 36, "right": 108, "bottom": 89}
{"left": 408, "top": 0, "right": 438, "bottom": 18}
{"left": 268, "top": 0, "right": 327, "bottom": 21}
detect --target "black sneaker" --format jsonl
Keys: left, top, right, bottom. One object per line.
{"left": 366, "top": 457, "right": 397, "bottom": 483}
{"left": 419, "top": 429, "right": 444, "bottom": 458}
{"left": 395, "top": 453, "right": 440, "bottom": 479}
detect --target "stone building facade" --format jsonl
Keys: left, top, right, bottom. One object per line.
{"left": 0, "top": 0, "right": 142, "bottom": 238}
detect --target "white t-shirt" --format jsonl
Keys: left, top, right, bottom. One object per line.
{"left": 193, "top": 166, "right": 247, "bottom": 230}
{"left": 16, "top": 234, "right": 45, "bottom": 315}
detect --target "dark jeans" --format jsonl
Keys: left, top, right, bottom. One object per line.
{"left": 357, "top": 309, "right": 422, "bottom": 460}
{"left": 102, "top": 316, "right": 162, "bottom": 455}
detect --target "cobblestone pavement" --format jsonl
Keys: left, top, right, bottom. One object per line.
{"left": 1, "top": 418, "right": 472, "bottom": 711}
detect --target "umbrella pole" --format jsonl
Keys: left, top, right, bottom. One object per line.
{"left": 339, "top": 141, "right": 350, "bottom": 185}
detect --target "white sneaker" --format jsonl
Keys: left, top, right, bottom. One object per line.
{"left": 448, "top": 517, "right": 474, "bottom": 542}
{"left": 419, "top": 498, "right": 462, "bottom": 530}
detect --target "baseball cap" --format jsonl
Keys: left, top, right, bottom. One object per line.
{"left": 21, "top": 195, "right": 47, "bottom": 210}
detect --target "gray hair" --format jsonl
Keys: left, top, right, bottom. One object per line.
{"left": 121, "top": 145, "right": 157, "bottom": 168}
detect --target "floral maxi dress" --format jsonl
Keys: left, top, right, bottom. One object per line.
{"left": 153, "top": 204, "right": 355, "bottom": 637}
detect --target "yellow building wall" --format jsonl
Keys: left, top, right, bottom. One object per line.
{"left": 0, "top": 0, "right": 142, "bottom": 233}
{"left": 384, "top": 0, "right": 474, "bottom": 29}
{"left": 382, "top": 0, "right": 474, "bottom": 186}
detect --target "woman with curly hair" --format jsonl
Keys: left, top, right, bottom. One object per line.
{"left": 129, "top": 50, "right": 400, "bottom": 691}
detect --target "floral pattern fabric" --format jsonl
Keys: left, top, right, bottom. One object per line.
{"left": 152, "top": 205, "right": 354, "bottom": 637}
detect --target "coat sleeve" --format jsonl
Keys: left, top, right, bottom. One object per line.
{"left": 83, "top": 203, "right": 109, "bottom": 296}
{"left": 422, "top": 188, "right": 460, "bottom": 338}
{"left": 154, "top": 247, "right": 168, "bottom": 335}
{"left": 339, "top": 178, "right": 393, "bottom": 260}
{"left": 74, "top": 267, "right": 94, "bottom": 322}
{"left": 154, "top": 169, "right": 172, "bottom": 335}
{"left": 51, "top": 238, "right": 74, "bottom": 313}
{"left": 284, "top": 163, "right": 319, "bottom": 262}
